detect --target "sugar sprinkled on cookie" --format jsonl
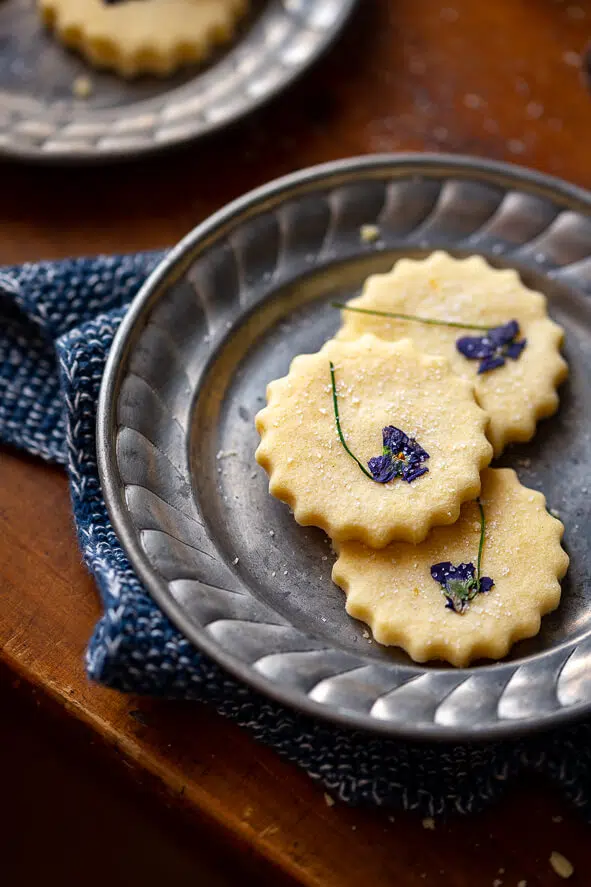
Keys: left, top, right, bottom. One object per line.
{"left": 255, "top": 334, "right": 492, "bottom": 548}
{"left": 332, "top": 468, "right": 568, "bottom": 666}
{"left": 336, "top": 251, "right": 568, "bottom": 455}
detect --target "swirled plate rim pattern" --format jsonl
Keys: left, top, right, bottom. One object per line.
{"left": 98, "top": 153, "right": 591, "bottom": 740}
{"left": 0, "top": 0, "right": 359, "bottom": 163}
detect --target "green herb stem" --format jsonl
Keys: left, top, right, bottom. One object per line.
{"left": 476, "top": 498, "right": 486, "bottom": 583}
{"left": 329, "top": 361, "right": 374, "bottom": 480}
{"left": 332, "top": 301, "right": 491, "bottom": 332}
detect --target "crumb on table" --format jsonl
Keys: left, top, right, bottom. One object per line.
{"left": 549, "top": 851, "right": 574, "bottom": 879}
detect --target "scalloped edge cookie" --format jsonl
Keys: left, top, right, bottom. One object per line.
{"left": 255, "top": 334, "right": 492, "bottom": 547}
{"left": 39, "top": 0, "right": 248, "bottom": 77}
{"left": 336, "top": 251, "right": 568, "bottom": 456}
{"left": 332, "top": 468, "right": 569, "bottom": 667}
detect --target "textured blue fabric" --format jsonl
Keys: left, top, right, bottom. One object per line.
{"left": 2, "top": 252, "right": 591, "bottom": 817}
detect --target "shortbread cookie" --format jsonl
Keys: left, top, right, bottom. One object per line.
{"left": 39, "top": 0, "right": 248, "bottom": 77}
{"left": 336, "top": 252, "right": 568, "bottom": 455}
{"left": 255, "top": 334, "right": 492, "bottom": 548}
{"left": 332, "top": 468, "right": 569, "bottom": 666}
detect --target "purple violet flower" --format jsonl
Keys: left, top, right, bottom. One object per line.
{"left": 368, "top": 426, "right": 429, "bottom": 484}
{"left": 430, "top": 561, "right": 494, "bottom": 614}
{"left": 456, "top": 320, "right": 526, "bottom": 374}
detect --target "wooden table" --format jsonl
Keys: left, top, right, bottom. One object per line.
{"left": 2, "top": 1, "right": 591, "bottom": 883}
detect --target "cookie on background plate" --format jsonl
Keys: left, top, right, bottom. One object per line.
{"left": 39, "top": 0, "right": 248, "bottom": 77}
{"left": 332, "top": 468, "right": 569, "bottom": 667}
{"left": 336, "top": 251, "right": 568, "bottom": 455}
{"left": 255, "top": 334, "right": 492, "bottom": 548}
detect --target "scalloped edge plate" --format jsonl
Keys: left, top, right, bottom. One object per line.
{"left": 0, "top": 0, "right": 358, "bottom": 163}
{"left": 98, "top": 154, "right": 591, "bottom": 740}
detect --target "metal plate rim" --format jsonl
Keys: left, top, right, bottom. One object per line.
{"left": 98, "top": 152, "right": 591, "bottom": 741}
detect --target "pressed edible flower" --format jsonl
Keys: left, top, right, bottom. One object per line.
{"left": 330, "top": 363, "right": 429, "bottom": 484}
{"left": 333, "top": 303, "right": 527, "bottom": 374}
{"left": 368, "top": 426, "right": 429, "bottom": 484}
{"left": 456, "top": 320, "right": 527, "bottom": 374}
{"left": 431, "top": 500, "right": 494, "bottom": 613}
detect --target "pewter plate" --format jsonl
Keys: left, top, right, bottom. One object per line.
{"left": 0, "top": 0, "right": 357, "bottom": 162}
{"left": 98, "top": 154, "right": 591, "bottom": 740}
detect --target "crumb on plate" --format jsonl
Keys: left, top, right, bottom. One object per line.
{"left": 72, "top": 76, "right": 93, "bottom": 99}
{"left": 360, "top": 224, "right": 380, "bottom": 243}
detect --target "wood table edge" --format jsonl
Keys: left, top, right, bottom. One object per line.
{"left": 1, "top": 647, "right": 313, "bottom": 887}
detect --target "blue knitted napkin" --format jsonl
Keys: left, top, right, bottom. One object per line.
{"left": 2, "top": 251, "right": 591, "bottom": 818}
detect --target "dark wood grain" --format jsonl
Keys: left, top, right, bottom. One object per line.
{"left": 2, "top": 1, "right": 591, "bottom": 883}
{"left": 2, "top": 675, "right": 296, "bottom": 887}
